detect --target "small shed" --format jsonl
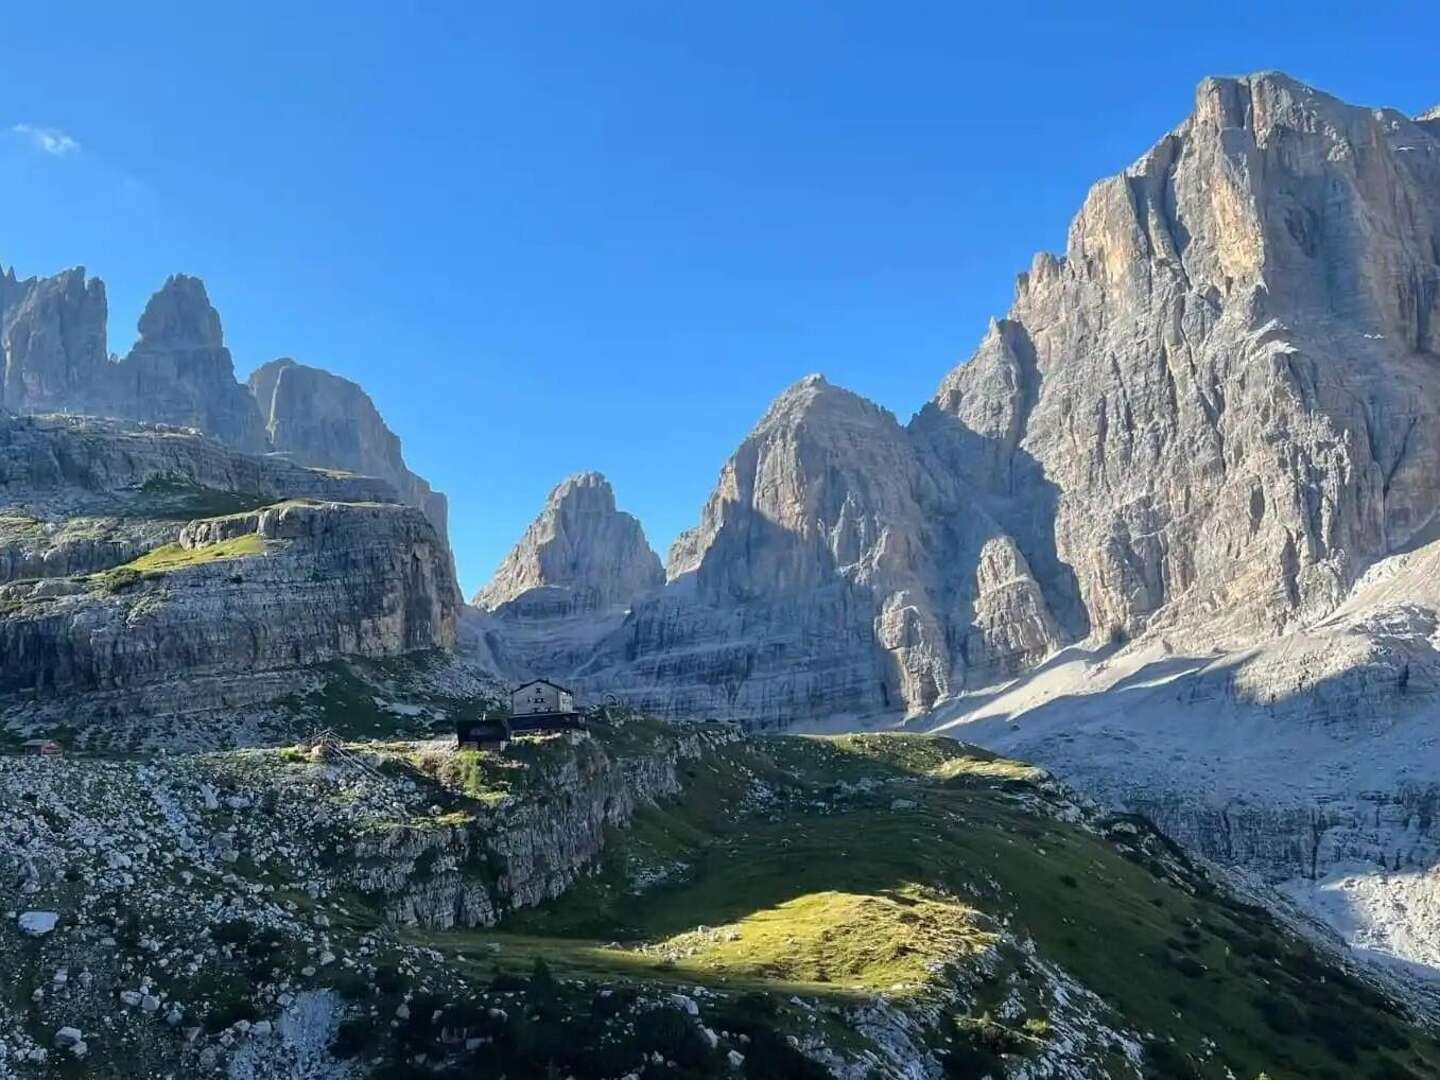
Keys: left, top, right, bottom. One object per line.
{"left": 22, "top": 739, "right": 63, "bottom": 756}
{"left": 456, "top": 715, "right": 511, "bottom": 750}
{"left": 511, "top": 679, "right": 575, "bottom": 718}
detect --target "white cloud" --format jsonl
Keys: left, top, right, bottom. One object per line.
{"left": 10, "top": 123, "right": 80, "bottom": 157}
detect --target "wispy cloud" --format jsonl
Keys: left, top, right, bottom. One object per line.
{"left": 10, "top": 123, "right": 80, "bottom": 157}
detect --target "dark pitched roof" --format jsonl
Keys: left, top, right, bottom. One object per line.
{"left": 511, "top": 678, "right": 574, "bottom": 696}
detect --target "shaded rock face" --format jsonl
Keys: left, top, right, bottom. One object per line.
{"left": 481, "top": 73, "right": 1440, "bottom": 726}
{"left": 0, "top": 267, "right": 448, "bottom": 546}
{"left": 250, "top": 358, "right": 448, "bottom": 539}
{"left": 475, "top": 472, "right": 662, "bottom": 615}
{"left": 0, "top": 412, "right": 456, "bottom": 705}
{"left": 480, "top": 379, "right": 1064, "bottom": 723}
{"left": 0, "top": 266, "right": 108, "bottom": 413}
{"left": 650, "top": 375, "right": 1058, "bottom": 716}
{"left": 106, "top": 275, "right": 269, "bottom": 452}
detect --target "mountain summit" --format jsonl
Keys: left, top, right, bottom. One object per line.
{"left": 475, "top": 471, "right": 662, "bottom": 615}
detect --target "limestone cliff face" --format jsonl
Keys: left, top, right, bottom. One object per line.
{"left": 249, "top": 358, "right": 448, "bottom": 539}
{"left": 470, "top": 473, "right": 665, "bottom": 683}
{"left": 0, "top": 265, "right": 109, "bottom": 413}
{"left": 927, "top": 73, "right": 1440, "bottom": 648}
{"left": 0, "top": 412, "right": 456, "bottom": 705}
{"left": 655, "top": 375, "right": 958, "bottom": 716}
{"left": 476, "top": 472, "right": 662, "bottom": 615}
{"left": 104, "top": 275, "right": 270, "bottom": 453}
{"left": 479, "top": 378, "right": 1063, "bottom": 722}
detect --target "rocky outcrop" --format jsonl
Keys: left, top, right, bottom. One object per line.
{"left": 0, "top": 412, "right": 395, "bottom": 584}
{"left": 469, "top": 472, "right": 664, "bottom": 689}
{"left": 249, "top": 357, "right": 448, "bottom": 538}
{"left": 480, "top": 376, "right": 1065, "bottom": 722}
{"left": 475, "top": 472, "right": 661, "bottom": 615}
{"left": 924, "top": 73, "right": 1440, "bottom": 652}
{"left": 103, "top": 275, "right": 269, "bottom": 452}
{"left": 0, "top": 499, "right": 456, "bottom": 698}
{"left": 0, "top": 265, "right": 450, "bottom": 545}
{"left": 0, "top": 412, "right": 455, "bottom": 708}
{"left": 353, "top": 724, "right": 735, "bottom": 928}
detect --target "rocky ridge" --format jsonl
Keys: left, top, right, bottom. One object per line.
{"left": 472, "top": 73, "right": 1440, "bottom": 979}
{"left": 0, "top": 412, "right": 456, "bottom": 737}
{"left": 481, "top": 73, "right": 1440, "bottom": 727}
{"left": 249, "top": 357, "right": 448, "bottom": 540}
{"left": 0, "top": 267, "right": 447, "bottom": 544}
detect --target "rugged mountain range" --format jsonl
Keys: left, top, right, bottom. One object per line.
{"left": 481, "top": 72, "right": 1440, "bottom": 725}
{"left": 0, "top": 268, "right": 447, "bottom": 540}
{"left": 474, "top": 72, "right": 1440, "bottom": 979}
{"left": 0, "top": 263, "right": 460, "bottom": 744}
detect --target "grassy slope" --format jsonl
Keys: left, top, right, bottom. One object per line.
{"left": 415, "top": 731, "right": 1440, "bottom": 1080}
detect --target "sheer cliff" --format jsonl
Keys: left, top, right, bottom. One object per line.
{"left": 249, "top": 357, "right": 448, "bottom": 539}
{"left": 0, "top": 413, "right": 457, "bottom": 735}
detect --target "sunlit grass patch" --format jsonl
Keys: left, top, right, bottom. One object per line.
{"left": 119, "top": 532, "right": 265, "bottom": 574}
{"left": 638, "top": 887, "right": 993, "bottom": 993}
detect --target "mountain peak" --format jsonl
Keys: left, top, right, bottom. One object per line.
{"left": 548, "top": 471, "right": 617, "bottom": 511}
{"left": 136, "top": 273, "right": 223, "bottom": 348}
{"left": 475, "top": 472, "right": 661, "bottom": 614}
{"left": 247, "top": 356, "right": 449, "bottom": 540}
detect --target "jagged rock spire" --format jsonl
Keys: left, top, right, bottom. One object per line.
{"left": 475, "top": 472, "right": 662, "bottom": 614}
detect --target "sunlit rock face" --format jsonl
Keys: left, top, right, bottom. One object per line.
{"left": 469, "top": 472, "right": 664, "bottom": 684}
{"left": 0, "top": 412, "right": 456, "bottom": 711}
{"left": 927, "top": 73, "right": 1440, "bottom": 651}
{"left": 0, "top": 265, "right": 108, "bottom": 413}
{"left": 475, "top": 471, "right": 662, "bottom": 616}
{"left": 249, "top": 357, "right": 449, "bottom": 540}
{"left": 102, "top": 274, "right": 270, "bottom": 453}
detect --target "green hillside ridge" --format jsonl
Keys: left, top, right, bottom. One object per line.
{"left": 0, "top": 710, "right": 1435, "bottom": 1079}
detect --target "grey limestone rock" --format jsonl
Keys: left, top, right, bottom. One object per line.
{"left": 249, "top": 357, "right": 449, "bottom": 540}
{"left": 0, "top": 412, "right": 456, "bottom": 707}
{"left": 475, "top": 471, "right": 661, "bottom": 615}
{"left": 0, "top": 266, "right": 451, "bottom": 549}
{"left": 479, "top": 376, "right": 1064, "bottom": 722}
{"left": 0, "top": 266, "right": 108, "bottom": 414}
{"left": 105, "top": 275, "right": 269, "bottom": 453}
{"left": 481, "top": 72, "right": 1440, "bottom": 728}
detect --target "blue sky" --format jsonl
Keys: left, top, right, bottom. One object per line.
{"left": 3, "top": 3, "right": 1437, "bottom": 596}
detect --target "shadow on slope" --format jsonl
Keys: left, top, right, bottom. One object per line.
{"left": 414, "top": 733, "right": 1439, "bottom": 1080}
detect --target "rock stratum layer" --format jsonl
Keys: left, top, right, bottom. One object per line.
{"left": 0, "top": 269, "right": 447, "bottom": 541}
{"left": 483, "top": 72, "right": 1440, "bottom": 728}
{"left": 0, "top": 412, "right": 456, "bottom": 724}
